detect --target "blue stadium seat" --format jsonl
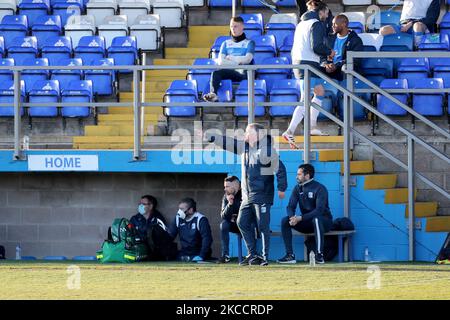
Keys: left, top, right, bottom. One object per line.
{"left": 0, "top": 80, "right": 25, "bottom": 117}
{"left": 187, "top": 58, "right": 217, "bottom": 95}
{"left": 269, "top": 79, "right": 301, "bottom": 117}
{"left": 72, "top": 255, "right": 96, "bottom": 261}
{"left": 41, "top": 36, "right": 73, "bottom": 66}
{"left": 74, "top": 36, "right": 107, "bottom": 65}
{"left": 338, "top": 78, "right": 369, "bottom": 120}
{"left": 368, "top": 10, "right": 401, "bottom": 32}
{"left": 50, "top": 58, "right": 83, "bottom": 90}
{"left": 107, "top": 36, "right": 138, "bottom": 73}
{"left": 234, "top": 79, "right": 266, "bottom": 117}
{"left": 380, "top": 33, "right": 414, "bottom": 52}
{"left": 348, "top": 21, "right": 364, "bottom": 34}
{"left": 52, "top": 0, "right": 83, "bottom": 26}
{"left": 276, "top": 0, "right": 296, "bottom": 7}
{"left": 240, "top": 13, "right": 264, "bottom": 39}
{"left": 31, "top": 15, "right": 62, "bottom": 49}
{"left": 377, "top": 79, "right": 408, "bottom": 116}
{"left": 256, "top": 56, "right": 290, "bottom": 91}
{"left": 429, "top": 57, "right": 450, "bottom": 71}
{"left": 265, "top": 22, "right": 295, "bottom": 50}
{"left": 433, "top": 66, "right": 450, "bottom": 88}
{"left": 411, "top": 78, "right": 444, "bottom": 116}
{"left": 28, "top": 80, "right": 60, "bottom": 117}
{"left": 397, "top": 58, "right": 429, "bottom": 83}
{"left": 300, "top": 78, "right": 337, "bottom": 120}
{"left": 215, "top": 79, "right": 233, "bottom": 102}
{"left": 21, "top": 58, "right": 50, "bottom": 94}
{"left": 84, "top": 58, "right": 115, "bottom": 96}
{"left": 7, "top": 36, "right": 39, "bottom": 66}
{"left": 440, "top": 12, "right": 450, "bottom": 41}
{"left": 279, "top": 33, "right": 294, "bottom": 62}
{"left": 418, "top": 33, "right": 450, "bottom": 51}
{"left": 18, "top": 0, "right": 50, "bottom": 26}
{"left": 360, "top": 58, "right": 394, "bottom": 86}
{"left": 209, "top": 36, "right": 230, "bottom": 60}
{"left": 0, "top": 15, "right": 29, "bottom": 48}
{"left": 61, "top": 80, "right": 93, "bottom": 118}
{"left": 252, "top": 35, "right": 277, "bottom": 65}
{"left": 242, "top": 0, "right": 268, "bottom": 8}
{"left": 0, "top": 36, "right": 5, "bottom": 58}
{"left": 164, "top": 80, "right": 198, "bottom": 117}
{"left": 0, "top": 58, "right": 14, "bottom": 83}
{"left": 43, "top": 256, "right": 68, "bottom": 260}
{"left": 208, "top": 0, "right": 232, "bottom": 8}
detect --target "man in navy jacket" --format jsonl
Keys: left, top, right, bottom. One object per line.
{"left": 277, "top": 164, "right": 333, "bottom": 264}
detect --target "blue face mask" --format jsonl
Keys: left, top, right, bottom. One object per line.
{"left": 138, "top": 204, "right": 146, "bottom": 215}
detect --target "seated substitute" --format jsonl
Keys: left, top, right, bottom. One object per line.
{"left": 277, "top": 164, "right": 333, "bottom": 264}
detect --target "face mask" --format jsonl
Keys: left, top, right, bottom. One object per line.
{"left": 177, "top": 209, "right": 187, "bottom": 220}
{"left": 138, "top": 204, "right": 146, "bottom": 215}
{"left": 296, "top": 177, "right": 302, "bottom": 185}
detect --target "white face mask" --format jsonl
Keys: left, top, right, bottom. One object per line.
{"left": 177, "top": 209, "right": 186, "bottom": 220}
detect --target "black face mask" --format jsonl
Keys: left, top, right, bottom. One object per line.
{"left": 232, "top": 33, "right": 246, "bottom": 43}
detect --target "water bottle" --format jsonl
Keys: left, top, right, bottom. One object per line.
{"left": 364, "top": 247, "right": 370, "bottom": 262}
{"left": 309, "top": 251, "right": 316, "bottom": 267}
{"left": 15, "top": 244, "right": 21, "bottom": 260}
{"left": 23, "top": 135, "right": 29, "bottom": 150}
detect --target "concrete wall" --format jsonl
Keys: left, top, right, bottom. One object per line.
{"left": 0, "top": 173, "right": 226, "bottom": 259}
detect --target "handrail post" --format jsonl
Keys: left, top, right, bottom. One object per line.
{"left": 247, "top": 69, "right": 255, "bottom": 125}
{"left": 343, "top": 75, "right": 351, "bottom": 220}
{"left": 304, "top": 68, "right": 311, "bottom": 164}
{"left": 13, "top": 70, "right": 22, "bottom": 160}
{"left": 346, "top": 58, "right": 354, "bottom": 150}
{"left": 133, "top": 69, "right": 141, "bottom": 160}
{"left": 140, "top": 52, "right": 146, "bottom": 137}
{"left": 232, "top": 0, "right": 236, "bottom": 17}
{"left": 408, "top": 136, "right": 415, "bottom": 261}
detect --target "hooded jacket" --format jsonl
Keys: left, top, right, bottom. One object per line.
{"left": 322, "top": 30, "right": 364, "bottom": 71}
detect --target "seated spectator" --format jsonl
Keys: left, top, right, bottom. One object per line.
{"left": 379, "top": 0, "right": 440, "bottom": 47}
{"left": 219, "top": 176, "right": 242, "bottom": 263}
{"left": 203, "top": 16, "right": 255, "bottom": 102}
{"left": 168, "top": 198, "right": 213, "bottom": 262}
{"left": 130, "top": 195, "right": 167, "bottom": 242}
{"left": 322, "top": 14, "right": 363, "bottom": 81}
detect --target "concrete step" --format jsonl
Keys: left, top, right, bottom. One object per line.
{"left": 84, "top": 125, "right": 154, "bottom": 136}
{"left": 405, "top": 202, "right": 439, "bottom": 218}
{"left": 384, "top": 188, "right": 417, "bottom": 204}
{"left": 132, "top": 81, "right": 173, "bottom": 92}
{"left": 363, "top": 174, "right": 397, "bottom": 190}
{"left": 153, "top": 58, "right": 195, "bottom": 65}
{"left": 121, "top": 91, "right": 165, "bottom": 101}
{"left": 108, "top": 107, "right": 163, "bottom": 115}
{"left": 98, "top": 114, "right": 159, "bottom": 122}
{"left": 341, "top": 160, "right": 374, "bottom": 175}
{"left": 165, "top": 47, "right": 210, "bottom": 59}
{"left": 188, "top": 26, "right": 229, "bottom": 47}
{"left": 317, "top": 149, "right": 347, "bottom": 162}
{"left": 425, "top": 216, "right": 450, "bottom": 232}
{"left": 146, "top": 70, "right": 188, "bottom": 79}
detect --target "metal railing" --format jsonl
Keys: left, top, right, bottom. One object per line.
{"left": 4, "top": 56, "right": 450, "bottom": 261}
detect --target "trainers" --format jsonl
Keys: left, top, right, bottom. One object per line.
{"left": 203, "top": 92, "right": 218, "bottom": 102}
{"left": 260, "top": 259, "right": 269, "bottom": 266}
{"left": 217, "top": 255, "right": 231, "bottom": 264}
{"left": 282, "top": 131, "right": 298, "bottom": 149}
{"left": 249, "top": 255, "right": 267, "bottom": 266}
{"left": 316, "top": 253, "right": 325, "bottom": 264}
{"left": 239, "top": 254, "right": 253, "bottom": 266}
{"left": 276, "top": 253, "right": 297, "bottom": 264}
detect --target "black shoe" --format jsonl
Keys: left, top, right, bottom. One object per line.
{"left": 260, "top": 259, "right": 269, "bottom": 266}
{"left": 316, "top": 253, "right": 325, "bottom": 264}
{"left": 217, "top": 255, "right": 231, "bottom": 263}
{"left": 276, "top": 253, "right": 296, "bottom": 264}
{"left": 249, "top": 255, "right": 268, "bottom": 266}
{"left": 239, "top": 255, "right": 253, "bottom": 266}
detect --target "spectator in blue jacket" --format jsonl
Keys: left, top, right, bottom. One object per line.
{"left": 168, "top": 198, "right": 213, "bottom": 262}
{"left": 277, "top": 164, "right": 333, "bottom": 264}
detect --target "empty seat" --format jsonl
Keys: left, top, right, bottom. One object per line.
{"left": 397, "top": 58, "right": 429, "bottom": 82}
{"left": 358, "top": 33, "right": 383, "bottom": 51}
{"left": 107, "top": 36, "right": 137, "bottom": 73}
{"left": 18, "top": 0, "right": 50, "bottom": 26}
{"left": 84, "top": 58, "right": 115, "bottom": 96}
{"left": 343, "top": 12, "right": 366, "bottom": 33}
{"left": 187, "top": 58, "right": 217, "bottom": 95}
{"left": 51, "top": 58, "right": 83, "bottom": 90}
{"left": 61, "top": 79, "right": 93, "bottom": 117}
{"left": 276, "top": 0, "right": 296, "bottom": 7}
{"left": 31, "top": 15, "right": 63, "bottom": 49}
{"left": 440, "top": 12, "right": 450, "bottom": 41}
{"left": 0, "top": 79, "right": 25, "bottom": 117}
{"left": 380, "top": 33, "right": 414, "bottom": 51}
{"left": 234, "top": 80, "right": 266, "bottom": 117}
{"left": 418, "top": 33, "right": 450, "bottom": 51}
{"left": 164, "top": 79, "right": 198, "bottom": 117}
{"left": 118, "top": 0, "right": 151, "bottom": 28}
{"left": 64, "top": 15, "right": 97, "bottom": 48}
{"left": 208, "top": 0, "right": 232, "bottom": 7}
{"left": 252, "top": 34, "right": 276, "bottom": 65}
{"left": 0, "top": 15, "right": 29, "bottom": 48}
{"left": 300, "top": 78, "right": 337, "bottom": 120}
{"left": 360, "top": 58, "right": 394, "bottom": 86}
{"left": 411, "top": 78, "right": 444, "bottom": 116}
{"left": 86, "top": 0, "right": 118, "bottom": 28}
{"left": 338, "top": 78, "right": 369, "bottom": 120}
{"left": 98, "top": 15, "right": 129, "bottom": 48}
{"left": 7, "top": 36, "right": 38, "bottom": 66}
{"left": 28, "top": 80, "right": 60, "bottom": 117}
{"left": 209, "top": 36, "right": 230, "bottom": 60}
{"left": 240, "top": 13, "right": 264, "bottom": 39}
{"left": 433, "top": 65, "right": 450, "bottom": 88}
{"left": 377, "top": 78, "right": 408, "bottom": 116}
{"left": 74, "top": 36, "right": 106, "bottom": 64}
{"left": 265, "top": 13, "right": 297, "bottom": 50}
{"left": 52, "top": 0, "right": 82, "bottom": 26}
{"left": 41, "top": 36, "right": 73, "bottom": 66}
{"left": 242, "top": 0, "right": 270, "bottom": 8}
{"left": 269, "top": 79, "right": 301, "bottom": 117}
{"left": 368, "top": 10, "right": 401, "bottom": 32}
{"left": 279, "top": 33, "right": 294, "bottom": 61}
{"left": 256, "top": 56, "right": 290, "bottom": 91}
{"left": 0, "top": 0, "right": 16, "bottom": 23}
{"left": 130, "top": 14, "right": 161, "bottom": 51}
{"left": 21, "top": 58, "right": 50, "bottom": 94}
{"left": 152, "top": 0, "right": 184, "bottom": 28}
{"left": 0, "top": 58, "right": 14, "bottom": 82}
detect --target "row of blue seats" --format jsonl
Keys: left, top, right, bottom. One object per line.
{"left": 0, "top": 79, "right": 94, "bottom": 117}
{"left": 0, "top": 34, "right": 138, "bottom": 66}
{"left": 209, "top": 0, "right": 296, "bottom": 8}
{"left": 0, "top": 57, "right": 117, "bottom": 96}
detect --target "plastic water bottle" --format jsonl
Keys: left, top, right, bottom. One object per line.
{"left": 15, "top": 245, "right": 21, "bottom": 260}
{"left": 309, "top": 251, "right": 316, "bottom": 267}
{"left": 364, "top": 247, "right": 370, "bottom": 262}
